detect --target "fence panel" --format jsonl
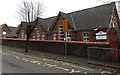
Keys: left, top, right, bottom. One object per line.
{"left": 87, "top": 47, "right": 120, "bottom": 68}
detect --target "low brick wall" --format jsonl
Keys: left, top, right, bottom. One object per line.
{"left": 1, "top": 38, "right": 109, "bottom": 57}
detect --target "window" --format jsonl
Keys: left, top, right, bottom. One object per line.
{"left": 24, "top": 34, "right": 26, "bottom": 39}
{"left": 58, "top": 24, "right": 64, "bottom": 41}
{"left": 36, "top": 35, "right": 40, "bottom": 40}
{"left": 42, "top": 33, "right": 45, "bottom": 40}
{"left": 33, "top": 35, "right": 35, "bottom": 40}
{"left": 83, "top": 32, "right": 89, "bottom": 42}
{"left": 36, "top": 30, "right": 40, "bottom": 40}
{"left": 21, "top": 32, "right": 24, "bottom": 39}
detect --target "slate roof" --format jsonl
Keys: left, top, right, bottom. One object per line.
{"left": 0, "top": 24, "right": 12, "bottom": 32}
{"left": 9, "top": 26, "right": 16, "bottom": 31}
{"left": 37, "top": 16, "right": 56, "bottom": 31}
{"left": 7, "top": 22, "right": 28, "bottom": 38}
{"left": 7, "top": 25, "right": 20, "bottom": 38}
{"left": 62, "top": 2, "right": 115, "bottom": 31}
{"left": 8, "top": 21, "right": 37, "bottom": 38}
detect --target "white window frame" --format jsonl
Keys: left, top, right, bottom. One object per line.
{"left": 83, "top": 32, "right": 89, "bottom": 42}
{"left": 42, "top": 33, "right": 45, "bottom": 40}
{"left": 36, "top": 30, "right": 40, "bottom": 40}
{"left": 21, "top": 32, "right": 24, "bottom": 39}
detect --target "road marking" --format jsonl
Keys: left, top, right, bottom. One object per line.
{"left": 3, "top": 51, "right": 95, "bottom": 72}
{"left": 45, "top": 63, "right": 56, "bottom": 68}
{"left": 22, "top": 58, "right": 29, "bottom": 62}
{"left": 37, "top": 63, "right": 41, "bottom": 65}
{"left": 32, "top": 61, "right": 40, "bottom": 64}
{"left": 71, "top": 65, "right": 94, "bottom": 71}
{"left": 55, "top": 66, "right": 70, "bottom": 71}
{"left": 15, "top": 56, "right": 20, "bottom": 59}
{"left": 3, "top": 51, "right": 96, "bottom": 73}
{"left": 101, "top": 71, "right": 112, "bottom": 74}
{"left": 69, "top": 69, "right": 81, "bottom": 73}
{"left": 84, "top": 72, "right": 88, "bottom": 75}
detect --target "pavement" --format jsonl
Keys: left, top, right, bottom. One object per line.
{"left": 2, "top": 46, "right": 120, "bottom": 74}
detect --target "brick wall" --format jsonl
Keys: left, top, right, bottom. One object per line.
{"left": 1, "top": 39, "right": 109, "bottom": 57}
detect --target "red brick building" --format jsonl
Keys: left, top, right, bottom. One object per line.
{"left": 0, "top": 24, "right": 12, "bottom": 38}
{"left": 9, "top": 2, "right": 120, "bottom": 48}
{"left": 49, "top": 2, "right": 120, "bottom": 43}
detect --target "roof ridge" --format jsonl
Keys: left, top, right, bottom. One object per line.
{"left": 66, "top": 2, "right": 115, "bottom": 15}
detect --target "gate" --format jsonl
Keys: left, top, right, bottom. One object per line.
{"left": 87, "top": 47, "right": 120, "bottom": 68}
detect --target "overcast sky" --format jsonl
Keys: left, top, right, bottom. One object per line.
{"left": 0, "top": 0, "right": 118, "bottom": 27}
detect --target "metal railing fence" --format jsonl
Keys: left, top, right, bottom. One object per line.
{"left": 87, "top": 47, "right": 120, "bottom": 68}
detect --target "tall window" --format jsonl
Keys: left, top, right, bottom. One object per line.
{"left": 21, "top": 32, "right": 24, "bottom": 39}
{"left": 42, "top": 33, "right": 45, "bottom": 40}
{"left": 33, "top": 35, "right": 35, "bottom": 40}
{"left": 83, "top": 32, "right": 89, "bottom": 42}
{"left": 36, "top": 30, "right": 40, "bottom": 40}
{"left": 58, "top": 24, "right": 64, "bottom": 41}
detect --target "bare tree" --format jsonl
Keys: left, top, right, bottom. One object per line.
{"left": 17, "top": 0, "right": 44, "bottom": 22}
{"left": 17, "top": 0, "right": 44, "bottom": 52}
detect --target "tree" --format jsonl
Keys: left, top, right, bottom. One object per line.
{"left": 17, "top": 0, "right": 44, "bottom": 22}
{"left": 17, "top": 0, "right": 44, "bottom": 52}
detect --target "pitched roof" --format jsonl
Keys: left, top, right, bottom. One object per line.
{"left": 7, "top": 25, "right": 20, "bottom": 38}
{"left": 0, "top": 24, "right": 12, "bottom": 32}
{"left": 37, "top": 16, "right": 56, "bottom": 31}
{"left": 8, "top": 21, "right": 37, "bottom": 38}
{"left": 9, "top": 26, "right": 16, "bottom": 31}
{"left": 65, "top": 2, "right": 115, "bottom": 31}
{"left": 50, "top": 2, "right": 115, "bottom": 31}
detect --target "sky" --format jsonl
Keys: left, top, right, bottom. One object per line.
{"left": 0, "top": 0, "right": 119, "bottom": 27}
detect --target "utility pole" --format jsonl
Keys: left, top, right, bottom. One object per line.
{"left": 65, "top": 31, "right": 68, "bottom": 55}
{"left": 62, "top": 20, "right": 68, "bottom": 55}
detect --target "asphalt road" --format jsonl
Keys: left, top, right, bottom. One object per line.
{"left": 2, "top": 50, "right": 112, "bottom": 74}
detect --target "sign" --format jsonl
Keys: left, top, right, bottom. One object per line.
{"left": 53, "top": 37, "right": 56, "bottom": 40}
{"left": 96, "top": 31, "right": 107, "bottom": 40}
{"left": 62, "top": 20, "right": 68, "bottom": 31}
{"left": 3, "top": 32, "right": 6, "bottom": 35}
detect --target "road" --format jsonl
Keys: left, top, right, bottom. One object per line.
{"left": 2, "top": 50, "right": 112, "bottom": 74}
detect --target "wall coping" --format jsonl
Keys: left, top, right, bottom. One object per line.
{"left": 0, "top": 38, "right": 109, "bottom": 45}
